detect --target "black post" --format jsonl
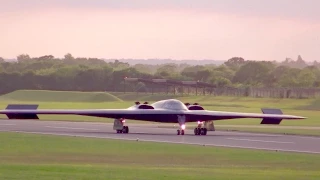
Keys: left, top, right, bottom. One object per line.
{"left": 123, "top": 77, "right": 127, "bottom": 94}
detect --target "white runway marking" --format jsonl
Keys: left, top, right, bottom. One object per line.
{"left": 45, "top": 126, "right": 99, "bottom": 131}
{"left": 1, "top": 130, "right": 319, "bottom": 154}
{"left": 227, "top": 138, "right": 294, "bottom": 144}
{"left": 295, "top": 136, "right": 320, "bottom": 140}
{"left": 0, "top": 123, "right": 16, "bottom": 126}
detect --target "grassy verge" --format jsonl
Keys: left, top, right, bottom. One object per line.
{"left": 0, "top": 132, "right": 319, "bottom": 180}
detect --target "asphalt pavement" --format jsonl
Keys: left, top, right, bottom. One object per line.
{"left": 1, "top": 119, "right": 319, "bottom": 154}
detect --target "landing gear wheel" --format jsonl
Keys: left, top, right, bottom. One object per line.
{"left": 122, "top": 126, "right": 129, "bottom": 134}
{"left": 116, "top": 126, "right": 129, "bottom": 134}
{"left": 117, "top": 130, "right": 123, "bottom": 133}
{"left": 177, "top": 129, "right": 185, "bottom": 135}
{"left": 181, "top": 130, "right": 185, "bottom": 135}
{"left": 200, "top": 128, "right": 207, "bottom": 135}
{"left": 194, "top": 128, "right": 201, "bottom": 135}
{"left": 194, "top": 128, "right": 207, "bottom": 135}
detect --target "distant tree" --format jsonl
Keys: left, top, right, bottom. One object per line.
{"left": 17, "top": 54, "right": 31, "bottom": 62}
{"left": 280, "top": 55, "right": 307, "bottom": 69}
{"left": 0, "top": 53, "right": 319, "bottom": 95}
{"left": 297, "top": 55, "right": 303, "bottom": 62}
{"left": 0, "top": 57, "right": 4, "bottom": 62}
{"left": 195, "top": 69, "right": 212, "bottom": 82}
{"left": 64, "top": 53, "right": 74, "bottom": 60}
{"left": 109, "top": 60, "right": 130, "bottom": 70}
{"left": 233, "top": 61, "right": 274, "bottom": 86}
{"left": 215, "top": 77, "right": 232, "bottom": 87}
{"left": 277, "top": 68, "right": 301, "bottom": 87}
{"left": 155, "top": 64, "right": 178, "bottom": 78}
{"left": 224, "top": 57, "right": 246, "bottom": 70}
{"left": 133, "top": 64, "right": 154, "bottom": 74}
{"left": 181, "top": 65, "right": 206, "bottom": 80}
{"left": 37, "top": 55, "right": 55, "bottom": 60}
{"left": 212, "top": 65, "right": 235, "bottom": 81}
{"left": 157, "top": 64, "right": 178, "bottom": 73}
{"left": 297, "top": 69, "right": 316, "bottom": 87}
{"left": 296, "top": 55, "right": 307, "bottom": 68}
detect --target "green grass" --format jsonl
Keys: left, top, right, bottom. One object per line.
{"left": 0, "top": 132, "right": 319, "bottom": 180}
{"left": 0, "top": 90, "right": 122, "bottom": 102}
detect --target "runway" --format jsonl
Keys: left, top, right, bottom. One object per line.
{"left": 1, "top": 119, "right": 320, "bottom": 154}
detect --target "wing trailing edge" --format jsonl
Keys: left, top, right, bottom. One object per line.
{"left": 260, "top": 108, "right": 283, "bottom": 124}
{"left": 5, "top": 104, "right": 39, "bottom": 119}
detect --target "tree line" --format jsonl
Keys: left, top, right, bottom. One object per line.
{"left": 0, "top": 54, "right": 319, "bottom": 96}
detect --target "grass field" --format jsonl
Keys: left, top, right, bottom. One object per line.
{"left": 0, "top": 132, "right": 319, "bottom": 180}
{"left": 0, "top": 90, "right": 319, "bottom": 135}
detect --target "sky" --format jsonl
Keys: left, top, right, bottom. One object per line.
{"left": 1, "top": 0, "right": 319, "bottom": 61}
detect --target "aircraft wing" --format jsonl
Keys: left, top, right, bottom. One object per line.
{"left": 0, "top": 104, "right": 305, "bottom": 124}
{"left": 185, "top": 110, "right": 305, "bottom": 124}
{"left": 0, "top": 108, "right": 182, "bottom": 122}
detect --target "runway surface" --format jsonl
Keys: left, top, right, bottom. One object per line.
{"left": 1, "top": 119, "right": 320, "bottom": 154}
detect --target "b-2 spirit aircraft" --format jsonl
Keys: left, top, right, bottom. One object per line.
{"left": 0, "top": 99, "right": 305, "bottom": 136}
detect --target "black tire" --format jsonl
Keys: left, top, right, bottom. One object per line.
{"left": 122, "top": 126, "right": 129, "bottom": 134}
{"left": 201, "top": 128, "right": 206, "bottom": 135}
{"left": 181, "top": 130, "right": 185, "bottom": 135}
{"left": 204, "top": 128, "right": 207, "bottom": 135}
{"left": 194, "top": 128, "right": 200, "bottom": 135}
{"left": 177, "top": 130, "right": 180, "bottom": 135}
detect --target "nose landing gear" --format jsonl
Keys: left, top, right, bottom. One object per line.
{"left": 176, "top": 115, "right": 186, "bottom": 135}
{"left": 177, "top": 129, "right": 185, "bottom": 135}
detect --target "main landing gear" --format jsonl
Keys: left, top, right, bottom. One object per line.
{"left": 114, "top": 118, "right": 129, "bottom": 134}
{"left": 194, "top": 121, "right": 207, "bottom": 135}
{"left": 117, "top": 126, "right": 129, "bottom": 134}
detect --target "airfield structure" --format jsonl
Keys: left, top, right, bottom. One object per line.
{"left": 124, "top": 77, "right": 216, "bottom": 95}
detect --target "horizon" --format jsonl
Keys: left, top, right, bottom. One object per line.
{"left": 1, "top": 0, "right": 319, "bottom": 61}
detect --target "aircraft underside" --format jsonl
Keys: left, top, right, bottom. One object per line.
{"left": 112, "top": 118, "right": 215, "bottom": 136}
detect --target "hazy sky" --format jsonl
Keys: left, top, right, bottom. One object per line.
{"left": 1, "top": 0, "right": 319, "bottom": 61}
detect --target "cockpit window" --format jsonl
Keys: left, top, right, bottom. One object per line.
{"left": 152, "top": 99, "right": 188, "bottom": 110}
